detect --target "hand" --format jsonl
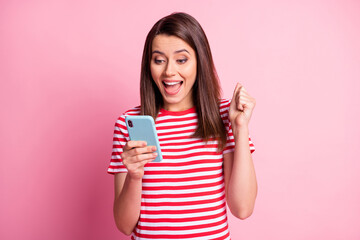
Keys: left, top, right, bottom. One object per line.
{"left": 120, "top": 141, "right": 157, "bottom": 180}
{"left": 229, "top": 83, "right": 256, "bottom": 130}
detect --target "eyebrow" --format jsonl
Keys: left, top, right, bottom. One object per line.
{"left": 152, "top": 49, "right": 190, "bottom": 55}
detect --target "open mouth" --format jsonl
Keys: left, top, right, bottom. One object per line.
{"left": 162, "top": 80, "right": 183, "bottom": 95}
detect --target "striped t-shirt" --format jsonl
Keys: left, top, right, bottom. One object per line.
{"left": 107, "top": 99, "right": 255, "bottom": 240}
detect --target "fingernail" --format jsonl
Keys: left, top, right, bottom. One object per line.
{"left": 152, "top": 146, "right": 157, "bottom": 151}
{"left": 153, "top": 152, "right": 158, "bottom": 156}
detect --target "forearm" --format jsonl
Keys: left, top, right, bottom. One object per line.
{"left": 227, "top": 126, "right": 257, "bottom": 219}
{"left": 113, "top": 174, "right": 142, "bottom": 235}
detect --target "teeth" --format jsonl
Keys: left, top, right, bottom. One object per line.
{"left": 164, "top": 81, "right": 181, "bottom": 86}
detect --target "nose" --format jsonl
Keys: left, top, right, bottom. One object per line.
{"left": 164, "top": 60, "right": 176, "bottom": 76}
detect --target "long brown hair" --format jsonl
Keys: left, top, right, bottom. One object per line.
{"left": 140, "top": 12, "right": 227, "bottom": 151}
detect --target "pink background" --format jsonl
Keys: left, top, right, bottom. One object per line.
{"left": 1, "top": 0, "right": 359, "bottom": 239}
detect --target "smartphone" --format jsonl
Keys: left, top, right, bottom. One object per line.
{"left": 125, "top": 115, "right": 163, "bottom": 162}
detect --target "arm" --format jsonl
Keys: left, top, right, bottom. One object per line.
{"left": 113, "top": 141, "right": 157, "bottom": 235}
{"left": 113, "top": 173, "right": 142, "bottom": 235}
{"left": 223, "top": 126, "right": 257, "bottom": 220}
{"left": 224, "top": 83, "right": 257, "bottom": 220}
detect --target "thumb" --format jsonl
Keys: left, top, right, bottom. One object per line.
{"left": 230, "top": 82, "right": 242, "bottom": 109}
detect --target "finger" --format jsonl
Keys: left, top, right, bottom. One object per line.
{"left": 240, "top": 86, "right": 248, "bottom": 93}
{"left": 239, "top": 97, "right": 256, "bottom": 109}
{"left": 122, "top": 145, "right": 156, "bottom": 160}
{"left": 236, "top": 88, "right": 244, "bottom": 111}
{"left": 238, "top": 86, "right": 252, "bottom": 111}
{"left": 129, "top": 146, "right": 157, "bottom": 157}
{"left": 231, "top": 83, "right": 242, "bottom": 111}
{"left": 238, "top": 97, "right": 244, "bottom": 111}
{"left": 130, "top": 152, "right": 158, "bottom": 163}
{"left": 240, "top": 88, "right": 256, "bottom": 108}
{"left": 231, "top": 83, "right": 242, "bottom": 103}
{"left": 132, "top": 157, "right": 155, "bottom": 170}
{"left": 143, "top": 158, "right": 156, "bottom": 165}
{"left": 239, "top": 92, "right": 255, "bottom": 103}
{"left": 239, "top": 94, "right": 252, "bottom": 102}
{"left": 124, "top": 140, "right": 147, "bottom": 151}
{"left": 126, "top": 156, "right": 155, "bottom": 174}
{"left": 239, "top": 87, "right": 247, "bottom": 96}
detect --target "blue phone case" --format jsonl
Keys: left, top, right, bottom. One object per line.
{"left": 125, "top": 115, "right": 163, "bottom": 162}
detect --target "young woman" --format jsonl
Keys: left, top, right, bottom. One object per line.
{"left": 107, "top": 12, "right": 257, "bottom": 240}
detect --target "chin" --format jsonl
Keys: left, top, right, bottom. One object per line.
{"left": 164, "top": 97, "right": 182, "bottom": 105}
{"left": 162, "top": 95, "right": 184, "bottom": 106}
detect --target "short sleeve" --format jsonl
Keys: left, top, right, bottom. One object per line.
{"left": 107, "top": 116, "right": 129, "bottom": 174}
{"left": 221, "top": 99, "right": 255, "bottom": 155}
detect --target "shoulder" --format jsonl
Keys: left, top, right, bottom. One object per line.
{"left": 219, "top": 99, "right": 231, "bottom": 128}
{"left": 122, "top": 106, "right": 141, "bottom": 117}
{"left": 219, "top": 99, "right": 231, "bottom": 112}
{"left": 114, "top": 106, "right": 141, "bottom": 126}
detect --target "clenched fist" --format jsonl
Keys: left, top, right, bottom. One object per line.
{"left": 229, "top": 83, "right": 256, "bottom": 130}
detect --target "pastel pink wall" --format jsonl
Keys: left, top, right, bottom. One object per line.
{"left": 1, "top": 0, "right": 359, "bottom": 239}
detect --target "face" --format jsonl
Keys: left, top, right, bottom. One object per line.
{"left": 150, "top": 34, "right": 197, "bottom": 111}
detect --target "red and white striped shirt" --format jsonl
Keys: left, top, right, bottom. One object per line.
{"left": 108, "top": 99, "right": 255, "bottom": 240}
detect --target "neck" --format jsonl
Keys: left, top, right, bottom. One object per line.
{"left": 163, "top": 102, "right": 194, "bottom": 112}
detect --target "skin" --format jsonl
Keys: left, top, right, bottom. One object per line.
{"left": 223, "top": 83, "right": 257, "bottom": 219}
{"left": 150, "top": 34, "right": 197, "bottom": 111}
{"left": 113, "top": 35, "right": 257, "bottom": 235}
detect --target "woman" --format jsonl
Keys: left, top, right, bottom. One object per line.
{"left": 107, "top": 12, "right": 257, "bottom": 240}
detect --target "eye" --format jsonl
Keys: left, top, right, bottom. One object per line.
{"left": 177, "top": 58, "right": 188, "bottom": 64}
{"left": 154, "top": 58, "right": 165, "bottom": 64}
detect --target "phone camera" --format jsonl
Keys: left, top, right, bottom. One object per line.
{"left": 128, "top": 120, "right": 133, "bottom": 128}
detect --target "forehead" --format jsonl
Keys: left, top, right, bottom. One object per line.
{"left": 152, "top": 34, "right": 194, "bottom": 54}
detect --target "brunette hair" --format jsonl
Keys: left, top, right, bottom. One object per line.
{"left": 140, "top": 12, "right": 227, "bottom": 150}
